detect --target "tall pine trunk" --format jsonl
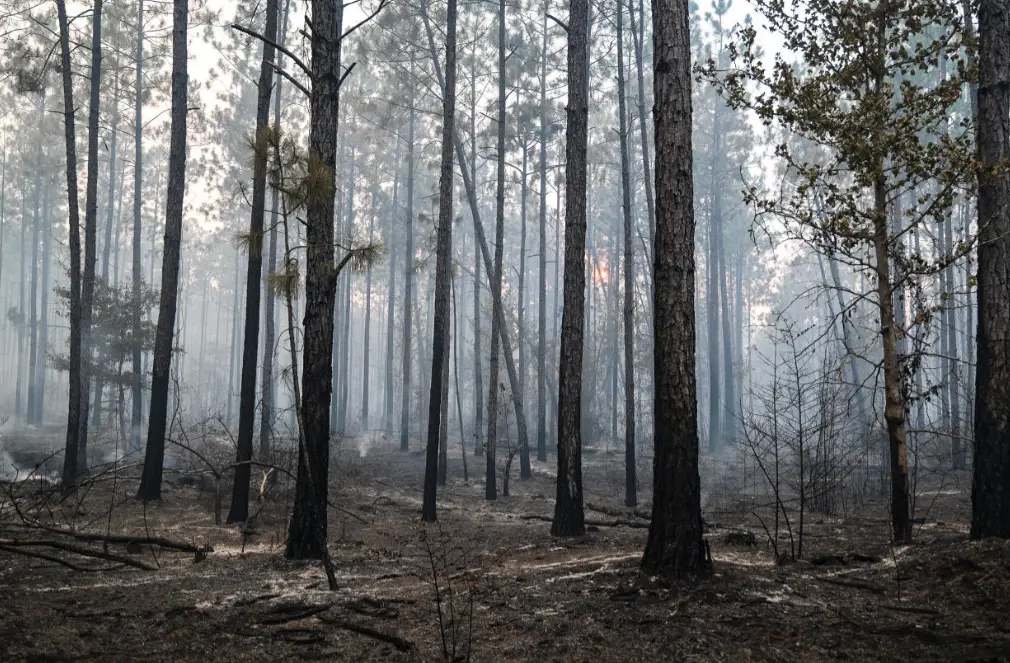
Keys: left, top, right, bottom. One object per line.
{"left": 260, "top": 0, "right": 291, "bottom": 464}
{"left": 78, "top": 0, "right": 105, "bottom": 472}
{"left": 57, "top": 0, "right": 84, "bottom": 490}
{"left": 383, "top": 135, "right": 401, "bottom": 432}
{"left": 26, "top": 97, "right": 42, "bottom": 425}
{"left": 971, "top": 0, "right": 1010, "bottom": 539}
{"left": 361, "top": 189, "right": 375, "bottom": 428}
{"left": 642, "top": 0, "right": 710, "bottom": 577}
{"left": 422, "top": 0, "right": 457, "bottom": 521}
{"left": 617, "top": 0, "right": 636, "bottom": 507}
{"left": 131, "top": 0, "right": 145, "bottom": 451}
{"left": 93, "top": 67, "right": 121, "bottom": 428}
{"left": 138, "top": 0, "right": 188, "bottom": 501}
{"left": 486, "top": 0, "right": 509, "bottom": 501}
{"left": 421, "top": 7, "right": 531, "bottom": 478}
{"left": 400, "top": 55, "right": 416, "bottom": 453}
{"left": 286, "top": 0, "right": 343, "bottom": 560}
{"left": 228, "top": 0, "right": 279, "bottom": 524}
{"left": 517, "top": 142, "right": 531, "bottom": 480}
{"left": 552, "top": 0, "right": 589, "bottom": 536}
{"left": 536, "top": 5, "right": 549, "bottom": 463}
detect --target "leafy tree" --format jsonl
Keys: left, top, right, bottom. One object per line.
{"left": 710, "top": 0, "right": 974, "bottom": 543}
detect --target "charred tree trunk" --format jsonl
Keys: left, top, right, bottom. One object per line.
{"left": 537, "top": 4, "right": 549, "bottom": 463}
{"left": 972, "top": 0, "right": 1010, "bottom": 539}
{"left": 78, "top": 0, "right": 105, "bottom": 472}
{"left": 228, "top": 0, "right": 279, "bottom": 525}
{"left": 131, "top": 0, "right": 145, "bottom": 450}
{"left": 642, "top": 0, "right": 710, "bottom": 577}
{"left": 421, "top": 5, "right": 531, "bottom": 479}
{"left": 400, "top": 55, "right": 416, "bottom": 453}
{"left": 484, "top": 0, "right": 509, "bottom": 502}
{"left": 617, "top": 0, "right": 636, "bottom": 507}
{"left": 423, "top": 0, "right": 457, "bottom": 522}
{"left": 552, "top": 0, "right": 590, "bottom": 536}
{"left": 57, "top": 0, "right": 84, "bottom": 491}
{"left": 471, "top": 39, "right": 483, "bottom": 458}
{"left": 285, "top": 0, "right": 343, "bottom": 560}
{"left": 138, "top": 0, "right": 188, "bottom": 502}
{"left": 518, "top": 142, "right": 531, "bottom": 480}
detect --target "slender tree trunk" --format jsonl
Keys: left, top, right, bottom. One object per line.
{"left": 384, "top": 135, "right": 401, "bottom": 431}
{"left": 286, "top": 0, "right": 343, "bottom": 560}
{"left": 16, "top": 185, "right": 25, "bottom": 424}
{"left": 77, "top": 0, "right": 105, "bottom": 472}
{"left": 228, "top": 0, "right": 279, "bottom": 524}
{"left": 361, "top": 188, "right": 375, "bottom": 428}
{"left": 422, "top": 0, "right": 457, "bottom": 522}
{"left": 485, "top": 0, "right": 509, "bottom": 501}
{"left": 421, "top": 8, "right": 531, "bottom": 474}
{"left": 400, "top": 56, "right": 416, "bottom": 453}
{"left": 472, "top": 48, "right": 483, "bottom": 458}
{"left": 972, "top": 0, "right": 1010, "bottom": 539}
{"left": 35, "top": 186, "right": 51, "bottom": 425}
{"left": 629, "top": 0, "right": 656, "bottom": 410}
{"left": 26, "top": 99, "right": 42, "bottom": 425}
{"left": 260, "top": 0, "right": 290, "bottom": 464}
{"left": 91, "top": 63, "right": 120, "bottom": 429}
{"left": 131, "top": 0, "right": 145, "bottom": 450}
{"left": 642, "top": 0, "right": 710, "bottom": 577}
{"left": 57, "top": 0, "right": 84, "bottom": 490}
{"left": 537, "top": 5, "right": 549, "bottom": 463}
{"left": 552, "top": 0, "right": 590, "bottom": 536}
{"left": 227, "top": 246, "right": 241, "bottom": 422}
{"left": 617, "top": 0, "right": 636, "bottom": 507}
{"left": 518, "top": 142, "right": 531, "bottom": 480}
{"left": 873, "top": 176, "right": 911, "bottom": 543}
{"left": 718, "top": 216, "right": 736, "bottom": 444}
{"left": 339, "top": 147, "right": 354, "bottom": 432}
{"left": 138, "top": 0, "right": 188, "bottom": 501}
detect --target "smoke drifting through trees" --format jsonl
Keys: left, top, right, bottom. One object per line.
{"left": 0, "top": 0, "right": 1007, "bottom": 617}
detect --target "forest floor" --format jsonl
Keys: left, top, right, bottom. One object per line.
{"left": 1, "top": 427, "right": 1009, "bottom": 662}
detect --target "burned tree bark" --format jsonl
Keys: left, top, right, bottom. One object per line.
{"left": 286, "top": 0, "right": 344, "bottom": 560}
{"left": 641, "top": 0, "right": 710, "bottom": 577}
{"left": 972, "top": 0, "right": 1010, "bottom": 540}
{"left": 228, "top": 0, "right": 280, "bottom": 525}
{"left": 57, "top": 0, "right": 84, "bottom": 491}
{"left": 138, "top": 0, "right": 189, "bottom": 502}
{"left": 422, "top": 0, "right": 457, "bottom": 522}
{"left": 617, "top": 0, "right": 636, "bottom": 508}
{"left": 552, "top": 0, "right": 590, "bottom": 537}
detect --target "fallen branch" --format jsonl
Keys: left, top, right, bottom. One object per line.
{"left": 879, "top": 604, "right": 942, "bottom": 616}
{"left": 9, "top": 523, "right": 212, "bottom": 554}
{"left": 260, "top": 603, "right": 334, "bottom": 625}
{"left": 317, "top": 614, "right": 414, "bottom": 652}
{"left": 815, "top": 576, "right": 886, "bottom": 594}
{"left": 0, "top": 542, "right": 109, "bottom": 572}
{"left": 518, "top": 514, "right": 649, "bottom": 529}
{"left": 0, "top": 538, "right": 157, "bottom": 571}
